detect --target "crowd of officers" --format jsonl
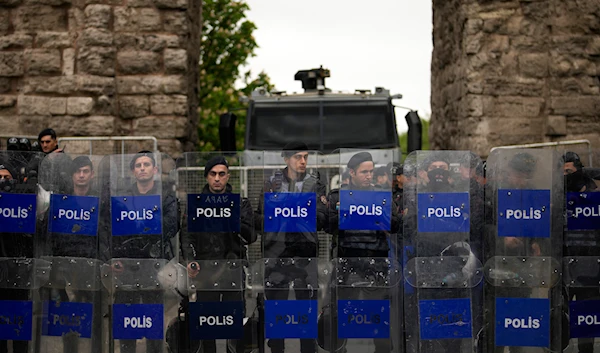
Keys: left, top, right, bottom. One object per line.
{"left": 0, "top": 129, "right": 599, "bottom": 353}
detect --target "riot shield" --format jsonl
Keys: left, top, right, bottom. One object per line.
{"left": 0, "top": 151, "right": 48, "bottom": 353}
{"left": 402, "top": 151, "right": 484, "bottom": 353}
{"left": 255, "top": 149, "right": 325, "bottom": 353}
{"left": 562, "top": 149, "right": 600, "bottom": 352}
{"left": 101, "top": 152, "right": 180, "bottom": 353}
{"left": 175, "top": 152, "right": 251, "bottom": 353}
{"left": 327, "top": 148, "right": 401, "bottom": 353}
{"left": 483, "top": 149, "right": 563, "bottom": 352}
{"left": 37, "top": 154, "right": 105, "bottom": 353}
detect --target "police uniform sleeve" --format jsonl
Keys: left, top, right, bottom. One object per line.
{"left": 254, "top": 188, "right": 265, "bottom": 232}
{"left": 326, "top": 189, "right": 340, "bottom": 235}
{"left": 240, "top": 198, "right": 256, "bottom": 245}
{"left": 316, "top": 179, "right": 328, "bottom": 231}
{"left": 161, "top": 190, "right": 179, "bottom": 260}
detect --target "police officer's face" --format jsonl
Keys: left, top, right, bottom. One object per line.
{"left": 72, "top": 166, "right": 94, "bottom": 187}
{"left": 285, "top": 152, "right": 308, "bottom": 174}
{"left": 427, "top": 161, "right": 449, "bottom": 172}
{"left": 207, "top": 165, "right": 229, "bottom": 193}
{"left": 0, "top": 170, "right": 12, "bottom": 181}
{"left": 39, "top": 135, "right": 57, "bottom": 153}
{"left": 506, "top": 167, "right": 531, "bottom": 188}
{"left": 351, "top": 161, "right": 374, "bottom": 187}
{"left": 563, "top": 162, "right": 578, "bottom": 176}
{"left": 132, "top": 156, "right": 157, "bottom": 183}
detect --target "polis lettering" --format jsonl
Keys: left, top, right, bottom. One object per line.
{"left": 347, "top": 314, "right": 381, "bottom": 325}
{"left": 120, "top": 209, "right": 153, "bottom": 221}
{"left": 348, "top": 204, "right": 383, "bottom": 216}
{"left": 198, "top": 315, "right": 234, "bottom": 326}
{"left": 0, "top": 207, "right": 28, "bottom": 219}
{"left": 505, "top": 208, "right": 542, "bottom": 220}
{"left": 124, "top": 316, "right": 153, "bottom": 329}
{"left": 504, "top": 317, "right": 541, "bottom": 329}
{"left": 58, "top": 209, "right": 91, "bottom": 221}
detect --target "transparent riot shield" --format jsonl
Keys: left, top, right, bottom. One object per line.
{"left": 562, "top": 149, "right": 600, "bottom": 352}
{"left": 37, "top": 154, "right": 105, "bottom": 353}
{"left": 255, "top": 149, "right": 325, "bottom": 353}
{"left": 403, "top": 151, "right": 484, "bottom": 353}
{"left": 483, "top": 149, "right": 563, "bottom": 352}
{"left": 328, "top": 148, "right": 401, "bottom": 353}
{"left": 175, "top": 152, "right": 252, "bottom": 353}
{"left": 0, "top": 151, "right": 48, "bottom": 353}
{"left": 101, "top": 152, "right": 180, "bottom": 353}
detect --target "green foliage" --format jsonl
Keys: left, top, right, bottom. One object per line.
{"left": 399, "top": 118, "right": 430, "bottom": 157}
{"left": 198, "top": 0, "right": 273, "bottom": 151}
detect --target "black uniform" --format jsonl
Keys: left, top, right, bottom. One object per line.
{"left": 112, "top": 181, "right": 179, "bottom": 353}
{"left": 255, "top": 168, "right": 327, "bottom": 353}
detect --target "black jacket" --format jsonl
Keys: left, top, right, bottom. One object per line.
{"left": 181, "top": 184, "right": 256, "bottom": 261}
{"left": 255, "top": 168, "right": 327, "bottom": 258}
{"left": 327, "top": 182, "right": 401, "bottom": 253}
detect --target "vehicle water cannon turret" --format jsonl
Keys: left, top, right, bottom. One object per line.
{"left": 294, "top": 67, "right": 330, "bottom": 93}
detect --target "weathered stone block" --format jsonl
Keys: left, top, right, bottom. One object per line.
{"left": 26, "top": 49, "right": 61, "bottom": 75}
{"left": 156, "top": 138, "right": 182, "bottom": 158}
{"left": 549, "top": 77, "right": 600, "bottom": 96}
{"left": 465, "top": 33, "right": 483, "bottom": 55}
{"left": 0, "top": 95, "right": 17, "bottom": 108}
{"left": 518, "top": 53, "right": 548, "bottom": 78}
{"left": 84, "top": 4, "right": 111, "bottom": 29}
{"left": 115, "top": 33, "right": 183, "bottom": 51}
{"left": 76, "top": 75, "right": 115, "bottom": 95}
{"left": 133, "top": 116, "right": 187, "bottom": 138}
{"left": 79, "top": 28, "right": 113, "bottom": 46}
{"left": 0, "top": 10, "right": 10, "bottom": 35}
{"left": 550, "top": 53, "right": 596, "bottom": 77}
{"left": 154, "top": 0, "right": 187, "bottom": 9}
{"left": 117, "top": 75, "right": 185, "bottom": 94}
{"left": 62, "top": 48, "right": 75, "bottom": 76}
{"left": 114, "top": 7, "right": 161, "bottom": 32}
{"left": 0, "top": 34, "right": 34, "bottom": 50}
{"left": 0, "top": 0, "right": 22, "bottom": 7}
{"left": 483, "top": 96, "right": 543, "bottom": 117}
{"left": 128, "top": 0, "right": 152, "bottom": 7}
{"left": 36, "top": 32, "right": 72, "bottom": 48}
{"left": 14, "top": 5, "right": 67, "bottom": 31}
{"left": 117, "top": 50, "right": 161, "bottom": 74}
{"left": 545, "top": 116, "right": 567, "bottom": 136}
{"left": 0, "top": 78, "right": 11, "bottom": 93}
{"left": 18, "top": 95, "right": 66, "bottom": 115}
{"left": 68, "top": 8, "right": 84, "bottom": 31}
{"left": 163, "top": 11, "right": 188, "bottom": 34}
{"left": 23, "top": 0, "right": 70, "bottom": 6}
{"left": 119, "top": 95, "right": 149, "bottom": 118}
{"left": 20, "top": 77, "right": 76, "bottom": 94}
{"left": 54, "top": 116, "right": 116, "bottom": 135}
{"left": 586, "top": 37, "right": 600, "bottom": 55}
{"left": 150, "top": 95, "right": 186, "bottom": 115}
{"left": 164, "top": 49, "right": 187, "bottom": 73}
{"left": 67, "top": 97, "right": 94, "bottom": 115}
{"left": 77, "top": 46, "right": 116, "bottom": 76}
{"left": 0, "top": 52, "right": 25, "bottom": 77}
{"left": 550, "top": 96, "right": 600, "bottom": 116}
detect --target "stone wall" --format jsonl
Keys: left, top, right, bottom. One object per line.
{"left": 430, "top": 0, "right": 600, "bottom": 157}
{"left": 0, "top": 0, "right": 200, "bottom": 157}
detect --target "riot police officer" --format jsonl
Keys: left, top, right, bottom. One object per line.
{"left": 327, "top": 151, "right": 401, "bottom": 353}
{"left": 255, "top": 142, "right": 327, "bottom": 353}
{"left": 0, "top": 159, "right": 33, "bottom": 353}
{"left": 110, "top": 151, "right": 179, "bottom": 353}
{"left": 182, "top": 155, "right": 256, "bottom": 353}
{"left": 563, "top": 151, "right": 599, "bottom": 353}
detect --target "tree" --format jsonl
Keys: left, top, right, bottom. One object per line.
{"left": 198, "top": 0, "right": 273, "bottom": 151}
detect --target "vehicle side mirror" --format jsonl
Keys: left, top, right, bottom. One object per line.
{"left": 219, "top": 113, "right": 237, "bottom": 154}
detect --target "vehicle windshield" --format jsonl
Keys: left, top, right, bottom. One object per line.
{"left": 247, "top": 100, "right": 398, "bottom": 153}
